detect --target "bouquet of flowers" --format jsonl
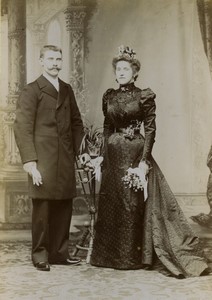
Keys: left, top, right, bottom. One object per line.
{"left": 122, "top": 165, "right": 148, "bottom": 200}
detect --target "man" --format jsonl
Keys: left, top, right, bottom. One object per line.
{"left": 14, "top": 45, "right": 84, "bottom": 271}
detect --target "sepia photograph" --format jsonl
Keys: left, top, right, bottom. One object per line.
{"left": 0, "top": 0, "right": 212, "bottom": 299}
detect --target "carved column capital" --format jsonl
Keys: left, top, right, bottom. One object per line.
{"left": 64, "top": 6, "right": 86, "bottom": 31}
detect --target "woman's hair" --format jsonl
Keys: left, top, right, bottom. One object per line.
{"left": 40, "top": 45, "right": 62, "bottom": 58}
{"left": 112, "top": 45, "right": 141, "bottom": 80}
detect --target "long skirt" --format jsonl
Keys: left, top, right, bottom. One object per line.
{"left": 90, "top": 133, "right": 209, "bottom": 278}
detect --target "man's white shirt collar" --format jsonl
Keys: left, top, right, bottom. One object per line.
{"left": 43, "top": 72, "right": 59, "bottom": 92}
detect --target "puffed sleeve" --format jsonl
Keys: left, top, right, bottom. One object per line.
{"left": 140, "top": 88, "right": 156, "bottom": 162}
{"left": 102, "top": 89, "right": 115, "bottom": 139}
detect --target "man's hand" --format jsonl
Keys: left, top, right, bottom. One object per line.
{"left": 23, "top": 161, "right": 43, "bottom": 186}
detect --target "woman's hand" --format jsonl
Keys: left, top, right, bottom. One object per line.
{"left": 138, "top": 160, "right": 150, "bottom": 176}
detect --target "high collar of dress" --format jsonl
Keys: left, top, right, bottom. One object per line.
{"left": 119, "top": 82, "right": 135, "bottom": 92}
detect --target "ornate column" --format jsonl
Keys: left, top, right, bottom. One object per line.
{"left": 0, "top": 0, "right": 31, "bottom": 228}
{"left": 1, "top": 0, "right": 26, "bottom": 169}
{"left": 64, "top": 1, "right": 97, "bottom": 224}
{"left": 64, "top": 0, "right": 88, "bottom": 119}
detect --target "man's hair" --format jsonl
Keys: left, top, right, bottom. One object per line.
{"left": 40, "top": 45, "right": 62, "bottom": 58}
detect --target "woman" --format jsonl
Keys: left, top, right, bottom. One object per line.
{"left": 90, "top": 46, "right": 210, "bottom": 278}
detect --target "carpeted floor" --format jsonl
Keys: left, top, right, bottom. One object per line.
{"left": 0, "top": 241, "right": 212, "bottom": 300}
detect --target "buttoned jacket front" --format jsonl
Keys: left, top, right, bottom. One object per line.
{"left": 14, "top": 75, "right": 84, "bottom": 200}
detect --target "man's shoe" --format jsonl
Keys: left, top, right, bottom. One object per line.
{"left": 55, "top": 257, "right": 81, "bottom": 265}
{"left": 36, "top": 262, "right": 50, "bottom": 271}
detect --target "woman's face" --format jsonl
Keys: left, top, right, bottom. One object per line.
{"left": 115, "top": 60, "right": 135, "bottom": 85}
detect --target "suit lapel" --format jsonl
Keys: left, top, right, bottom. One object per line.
{"left": 37, "top": 75, "right": 58, "bottom": 99}
{"left": 56, "top": 79, "right": 68, "bottom": 110}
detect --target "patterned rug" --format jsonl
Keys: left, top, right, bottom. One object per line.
{"left": 0, "top": 242, "right": 212, "bottom": 300}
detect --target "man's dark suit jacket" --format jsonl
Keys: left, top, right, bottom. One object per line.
{"left": 14, "top": 75, "right": 84, "bottom": 200}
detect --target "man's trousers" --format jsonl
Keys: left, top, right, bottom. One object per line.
{"left": 31, "top": 199, "right": 73, "bottom": 265}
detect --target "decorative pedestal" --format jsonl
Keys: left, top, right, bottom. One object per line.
{"left": 0, "top": 167, "right": 31, "bottom": 229}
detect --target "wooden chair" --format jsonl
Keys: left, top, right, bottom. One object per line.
{"left": 72, "top": 162, "right": 97, "bottom": 263}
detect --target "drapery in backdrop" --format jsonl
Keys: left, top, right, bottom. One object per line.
{"left": 197, "top": 0, "right": 212, "bottom": 77}
{"left": 87, "top": 0, "right": 212, "bottom": 193}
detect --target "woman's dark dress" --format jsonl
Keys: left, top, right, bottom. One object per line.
{"left": 90, "top": 83, "right": 209, "bottom": 278}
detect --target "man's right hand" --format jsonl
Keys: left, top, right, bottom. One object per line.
{"left": 23, "top": 161, "right": 43, "bottom": 186}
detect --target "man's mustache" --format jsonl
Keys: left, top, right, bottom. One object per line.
{"left": 49, "top": 67, "right": 61, "bottom": 71}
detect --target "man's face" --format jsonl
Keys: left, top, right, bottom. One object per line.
{"left": 39, "top": 50, "right": 62, "bottom": 78}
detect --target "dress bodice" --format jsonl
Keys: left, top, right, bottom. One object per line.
{"left": 102, "top": 83, "right": 156, "bottom": 161}
{"left": 103, "top": 83, "right": 156, "bottom": 128}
